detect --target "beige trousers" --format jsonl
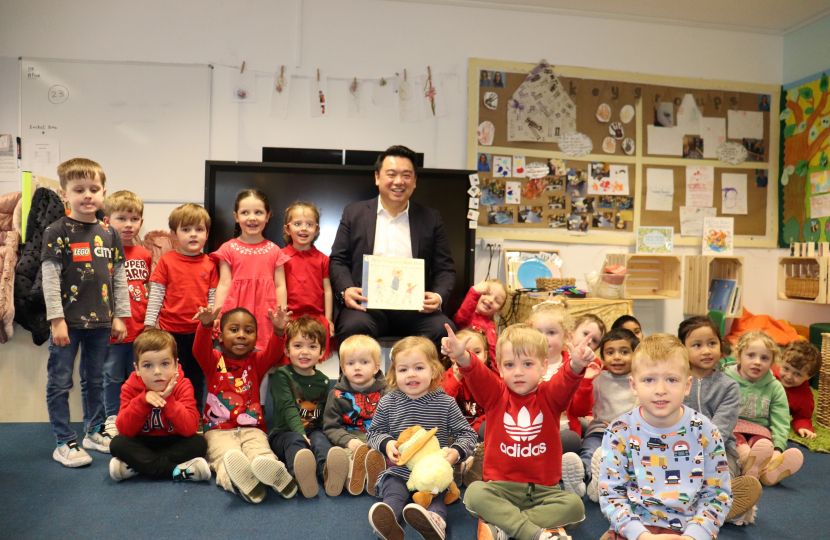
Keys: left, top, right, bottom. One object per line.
{"left": 204, "top": 427, "right": 278, "bottom": 494}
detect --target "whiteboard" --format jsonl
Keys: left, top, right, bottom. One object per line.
{"left": 20, "top": 58, "right": 211, "bottom": 203}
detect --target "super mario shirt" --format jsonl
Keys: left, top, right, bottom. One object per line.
{"left": 41, "top": 216, "right": 124, "bottom": 329}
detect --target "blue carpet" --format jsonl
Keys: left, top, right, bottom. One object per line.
{"left": 2, "top": 423, "right": 829, "bottom": 539}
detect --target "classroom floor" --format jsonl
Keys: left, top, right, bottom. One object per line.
{"left": 3, "top": 423, "right": 829, "bottom": 540}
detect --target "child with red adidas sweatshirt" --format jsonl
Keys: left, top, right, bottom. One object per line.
{"left": 444, "top": 323, "right": 592, "bottom": 540}
{"left": 109, "top": 329, "right": 209, "bottom": 482}
{"left": 774, "top": 340, "right": 822, "bottom": 439}
{"left": 452, "top": 279, "right": 507, "bottom": 369}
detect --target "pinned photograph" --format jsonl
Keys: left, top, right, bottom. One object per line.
{"left": 468, "top": 186, "right": 481, "bottom": 197}
{"left": 518, "top": 206, "right": 543, "bottom": 223}
{"left": 488, "top": 206, "right": 514, "bottom": 225}
{"left": 616, "top": 197, "right": 633, "bottom": 210}
{"left": 590, "top": 162, "right": 610, "bottom": 181}
{"left": 469, "top": 173, "right": 480, "bottom": 186}
{"left": 756, "top": 169, "right": 768, "bottom": 188}
{"left": 548, "top": 195, "right": 566, "bottom": 210}
{"left": 479, "top": 71, "right": 492, "bottom": 87}
{"left": 469, "top": 197, "right": 480, "bottom": 209}
{"left": 477, "top": 153, "right": 491, "bottom": 172}
{"left": 548, "top": 213, "right": 567, "bottom": 228}
{"left": 566, "top": 168, "right": 588, "bottom": 197}
{"left": 492, "top": 72, "right": 505, "bottom": 88}
{"left": 568, "top": 213, "right": 589, "bottom": 232}
{"left": 594, "top": 211, "right": 615, "bottom": 229}
{"left": 758, "top": 94, "right": 771, "bottom": 111}
{"left": 467, "top": 209, "right": 480, "bottom": 221}
{"left": 655, "top": 102, "right": 674, "bottom": 127}
{"left": 598, "top": 196, "right": 615, "bottom": 209}
{"left": 615, "top": 212, "right": 631, "bottom": 230}
{"left": 545, "top": 176, "right": 565, "bottom": 191}
{"left": 571, "top": 197, "right": 595, "bottom": 213}
{"left": 549, "top": 158, "right": 567, "bottom": 175}
{"left": 743, "top": 139, "right": 764, "bottom": 161}
{"left": 683, "top": 136, "right": 704, "bottom": 159}
{"left": 480, "top": 178, "right": 505, "bottom": 206}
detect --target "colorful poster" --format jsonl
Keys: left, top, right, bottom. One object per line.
{"left": 702, "top": 217, "right": 734, "bottom": 255}
{"left": 636, "top": 227, "right": 674, "bottom": 254}
{"left": 810, "top": 170, "right": 830, "bottom": 194}
{"left": 686, "top": 166, "right": 715, "bottom": 207}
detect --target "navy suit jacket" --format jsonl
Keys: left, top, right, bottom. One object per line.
{"left": 329, "top": 197, "right": 456, "bottom": 303}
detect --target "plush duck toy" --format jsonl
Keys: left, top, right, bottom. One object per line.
{"left": 396, "top": 425, "right": 461, "bottom": 508}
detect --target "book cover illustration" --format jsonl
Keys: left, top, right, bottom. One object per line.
{"left": 361, "top": 255, "right": 425, "bottom": 310}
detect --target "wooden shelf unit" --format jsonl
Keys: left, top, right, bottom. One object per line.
{"left": 777, "top": 256, "right": 829, "bottom": 304}
{"left": 605, "top": 253, "right": 682, "bottom": 300}
{"left": 684, "top": 256, "right": 744, "bottom": 317}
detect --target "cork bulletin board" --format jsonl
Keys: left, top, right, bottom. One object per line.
{"left": 467, "top": 58, "right": 781, "bottom": 247}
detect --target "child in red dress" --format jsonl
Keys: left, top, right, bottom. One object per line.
{"left": 282, "top": 201, "right": 334, "bottom": 358}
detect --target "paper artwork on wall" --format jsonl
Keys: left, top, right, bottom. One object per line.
{"left": 686, "top": 166, "right": 715, "bottom": 207}
{"left": 513, "top": 156, "right": 526, "bottom": 178}
{"left": 422, "top": 72, "right": 446, "bottom": 118}
{"left": 230, "top": 72, "right": 257, "bottom": 102}
{"left": 700, "top": 118, "right": 726, "bottom": 159}
{"left": 702, "top": 217, "right": 734, "bottom": 255}
{"left": 493, "top": 156, "right": 512, "bottom": 177}
{"left": 310, "top": 75, "right": 327, "bottom": 117}
{"left": 372, "top": 79, "right": 394, "bottom": 107}
{"left": 477, "top": 121, "right": 495, "bottom": 145}
{"left": 721, "top": 173, "right": 748, "bottom": 215}
{"left": 347, "top": 80, "right": 366, "bottom": 118}
{"left": 558, "top": 132, "right": 593, "bottom": 157}
{"left": 645, "top": 168, "right": 674, "bottom": 211}
{"left": 620, "top": 105, "right": 635, "bottom": 124}
{"left": 270, "top": 72, "right": 290, "bottom": 118}
{"left": 505, "top": 181, "right": 521, "bottom": 204}
{"left": 398, "top": 76, "right": 420, "bottom": 123}
{"left": 507, "top": 62, "right": 576, "bottom": 143}
{"left": 716, "top": 142, "right": 748, "bottom": 165}
{"left": 647, "top": 126, "right": 683, "bottom": 156}
{"left": 484, "top": 92, "right": 498, "bottom": 110}
{"left": 679, "top": 206, "right": 716, "bottom": 236}
{"left": 727, "top": 110, "right": 763, "bottom": 140}
{"left": 811, "top": 193, "right": 830, "bottom": 219}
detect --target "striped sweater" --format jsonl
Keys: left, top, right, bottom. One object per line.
{"left": 367, "top": 389, "right": 478, "bottom": 488}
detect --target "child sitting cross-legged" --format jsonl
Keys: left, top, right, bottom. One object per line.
{"left": 269, "top": 317, "right": 348, "bottom": 498}
{"left": 598, "top": 334, "right": 732, "bottom": 540}
{"left": 109, "top": 328, "right": 209, "bottom": 482}
{"left": 773, "top": 340, "right": 822, "bottom": 440}
{"left": 323, "top": 334, "right": 389, "bottom": 496}
{"left": 449, "top": 323, "right": 593, "bottom": 540}
{"left": 192, "top": 304, "right": 295, "bottom": 504}
{"left": 576, "top": 328, "right": 640, "bottom": 502}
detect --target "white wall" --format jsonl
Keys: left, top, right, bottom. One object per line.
{"left": 784, "top": 14, "right": 830, "bottom": 84}
{"left": 0, "top": 0, "right": 803, "bottom": 422}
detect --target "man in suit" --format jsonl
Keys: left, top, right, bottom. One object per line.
{"left": 330, "top": 145, "right": 456, "bottom": 349}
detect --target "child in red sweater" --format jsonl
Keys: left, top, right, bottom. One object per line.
{"left": 445, "top": 323, "right": 594, "bottom": 540}
{"left": 109, "top": 329, "right": 209, "bottom": 482}
{"left": 452, "top": 279, "right": 507, "bottom": 367}
{"left": 774, "top": 340, "right": 822, "bottom": 439}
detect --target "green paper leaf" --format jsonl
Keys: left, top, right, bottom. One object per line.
{"left": 821, "top": 73, "right": 829, "bottom": 93}
{"left": 810, "top": 126, "right": 819, "bottom": 143}
{"left": 784, "top": 124, "right": 796, "bottom": 138}
{"left": 806, "top": 107, "right": 814, "bottom": 115}
{"left": 796, "top": 159, "right": 809, "bottom": 177}
{"left": 799, "top": 87, "right": 814, "bottom": 100}
{"left": 784, "top": 165, "right": 796, "bottom": 175}
{"left": 781, "top": 171, "right": 790, "bottom": 185}
{"left": 780, "top": 108, "right": 792, "bottom": 121}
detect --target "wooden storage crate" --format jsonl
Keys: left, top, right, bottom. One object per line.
{"left": 817, "top": 333, "right": 830, "bottom": 429}
{"left": 604, "top": 253, "right": 682, "bottom": 299}
{"left": 777, "top": 256, "right": 828, "bottom": 304}
{"left": 683, "top": 256, "right": 744, "bottom": 317}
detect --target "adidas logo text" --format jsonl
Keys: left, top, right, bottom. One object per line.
{"left": 500, "top": 442, "right": 547, "bottom": 457}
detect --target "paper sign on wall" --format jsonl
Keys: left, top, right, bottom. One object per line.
{"left": 811, "top": 193, "right": 830, "bottom": 219}
{"left": 727, "top": 110, "right": 763, "bottom": 140}
{"left": 647, "top": 125, "right": 683, "bottom": 156}
{"left": 721, "top": 173, "right": 748, "bottom": 214}
{"left": 686, "top": 166, "right": 715, "bottom": 207}
{"left": 645, "top": 168, "right": 674, "bottom": 211}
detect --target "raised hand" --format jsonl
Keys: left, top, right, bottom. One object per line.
{"left": 192, "top": 305, "right": 222, "bottom": 327}
{"left": 584, "top": 359, "right": 603, "bottom": 380}
{"left": 566, "top": 333, "right": 596, "bottom": 375}
{"left": 472, "top": 280, "right": 490, "bottom": 295}
{"left": 268, "top": 305, "right": 293, "bottom": 333}
{"left": 440, "top": 324, "right": 471, "bottom": 365}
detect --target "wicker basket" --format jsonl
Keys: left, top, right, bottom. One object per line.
{"left": 784, "top": 277, "right": 820, "bottom": 299}
{"left": 535, "top": 277, "right": 576, "bottom": 291}
{"left": 818, "top": 333, "right": 830, "bottom": 429}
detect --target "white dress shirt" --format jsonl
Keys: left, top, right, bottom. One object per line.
{"left": 373, "top": 199, "right": 412, "bottom": 258}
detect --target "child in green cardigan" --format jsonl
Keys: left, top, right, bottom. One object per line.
{"left": 723, "top": 330, "right": 803, "bottom": 486}
{"left": 268, "top": 317, "right": 348, "bottom": 498}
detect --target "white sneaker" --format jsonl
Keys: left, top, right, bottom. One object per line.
{"left": 224, "top": 450, "right": 259, "bottom": 494}
{"left": 109, "top": 457, "right": 138, "bottom": 481}
{"left": 104, "top": 415, "right": 119, "bottom": 437}
{"left": 82, "top": 425, "right": 113, "bottom": 454}
{"left": 561, "top": 452, "right": 586, "bottom": 498}
{"left": 587, "top": 447, "right": 602, "bottom": 503}
{"left": 403, "top": 503, "right": 446, "bottom": 540}
{"left": 537, "top": 528, "right": 572, "bottom": 540}
{"left": 369, "top": 502, "right": 405, "bottom": 540}
{"left": 53, "top": 440, "right": 92, "bottom": 467}
{"left": 251, "top": 455, "right": 295, "bottom": 497}
{"left": 173, "top": 457, "right": 211, "bottom": 481}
